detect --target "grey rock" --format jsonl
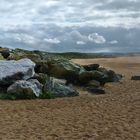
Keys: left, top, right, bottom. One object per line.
{"left": 53, "top": 83, "right": 79, "bottom": 97}
{"left": 0, "top": 59, "right": 35, "bottom": 86}
{"left": 44, "top": 77, "right": 79, "bottom": 98}
{"left": 7, "top": 79, "right": 42, "bottom": 97}
{"left": 98, "top": 68, "right": 122, "bottom": 83}
{"left": 106, "top": 70, "right": 122, "bottom": 82}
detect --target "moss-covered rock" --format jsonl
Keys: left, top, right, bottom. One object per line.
{"left": 78, "top": 70, "right": 106, "bottom": 85}
{"left": 0, "top": 47, "right": 9, "bottom": 53}
{"left": 47, "top": 59, "right": 85, "bottom": 83}
{"left": 8, "top": 52, "right": 41, "bottom": 62}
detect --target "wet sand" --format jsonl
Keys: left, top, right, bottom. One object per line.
{"left": 0, "top": 56, "right": 140, "bottom": 140}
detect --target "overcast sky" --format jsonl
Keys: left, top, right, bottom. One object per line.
{"left": 0, "top": 0, "right": 140, "bottom": 52}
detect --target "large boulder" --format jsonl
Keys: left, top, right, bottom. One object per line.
{"left": 78, "top": 70, "right": 106, "bottom": 85}
{"left": 106, "top": 70, "right": 122, "bottom": 82}
{"left": 47, "top": 59, "right": 85, "bottom": 83}
{"left": 98, "top": 68, "right": 122, "bottom": 83}
{"left": 52, "top": 83, "right": 79, "bottom": 97}
{"left": 44, "top": 78, "right": 79, "bottom": 98}
{"left": 0, "top": 59, "right": 35, "bottom": 86}
{"left": 7, "top": 79, "right": 42, "bottom": 98}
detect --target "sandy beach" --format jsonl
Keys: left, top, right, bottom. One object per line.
{"left": 0, "top": 56, "right": 139, "bottom": 140}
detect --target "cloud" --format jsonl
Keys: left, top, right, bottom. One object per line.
{"left": 76, "top": 41, "right": 86, "bottom": 45}
{"left": 68, "top": 30, "right": 87, "bottom": 41}
{"left": 44, "top": 38, "right": 61, "bottom": 44}
{"left": 60, "top": 30, "right": 106, "bottom": 45}
{"left": 109, "top": 40, "right": 118, "bottom": 44}
{"left": 13, "top": 34, "right": 37, "bottom": 45}
{"left": 88, "top": 33, "right": 106, "bottom": 44}
{"left": 0, "top": 0, "right": 140, "bottom": 52}
{"left": 0, "top": 0, "right": 139, "bottom": 29}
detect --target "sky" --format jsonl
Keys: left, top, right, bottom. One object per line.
{"left": 0, "top": 0, "right": 140, "bottom": 53}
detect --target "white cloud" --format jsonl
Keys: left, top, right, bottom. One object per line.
{"left": 69, "top": 30, "right": 87, "bottom": 41}
{"left": 44, "top": 1, "right": 59, "bottom": 7}
{"left": 109, "top": 40, "right": 118, "bottom": 44}
{"left": 44, "top": 38, "right": 61, "bottom": 44}
{"left": 62, "top": 31, "right": 106, "bottom": 45}
{"left": 88, "top": 33, "right": 106, "bottom": 44}
{"left": 13, "top": 33, "right": 37, "bottom": 45}
{"left": 76, "top": 41, "right": 86, "bottom": 45}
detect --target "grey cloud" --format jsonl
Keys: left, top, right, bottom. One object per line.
{"left": 94, "top": 0, "right": 140, "bottom": 11}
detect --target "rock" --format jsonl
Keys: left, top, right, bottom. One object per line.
{"left": 0, "top": 47, "right": 10, "bottom": 59}
{"left": 0, "top": 54, "right": 4, "bottom": 60}
{"left": 106, "top": 70, "right": 122, "bottom": 82}
{"left": 44, "top": 77, "right": 79, "bottom": 98}
{"left": 44, "top": 77, "right": 54, "bottom": 91}
{"left": 8, "top": 52, "right": 41, "bottom": 63}
{"left": 52, "top": 78, "right": 67, "bottom": 85}
{"left": 0, "top": 59, "right": 35, "bottom": 86}
{"left": 7, "top": 79, "right": 42, "bottom": 98}
{"left": 53, "top": 83, "right": 79, "bottom": 97}
{"left": 1, "top": 50, "right": 10, "bottom": 59}
{"left": 0, "top": 47, "right": 9, "bottom": 53}
{"left": 83, "top": 64, "right": 100, "bottom": 71}
{"left": 78, "top": 70, "right": 106, "bottom": 84}
{"left": 98, "top": 68, "right": 122, "bottom": 83}
{"left": 131, "top": 76, "right": 140, "bottom": 80}
{"left": 47, "top": 59, "right": 85, "bottom": 83}
{"left": 31, "top": 73, "right": 49, "bottom": 84}
{"left": 86, "top": 80, "right": 100, "bottom": 88}
{"left": 35, "top": 60, "right": 48, "bottom": 74}
{"left": 28, "top": 79, "right": 43, "bottom": 95}
{"left": 87, "top": 87, "right": 105, "bottom": 94}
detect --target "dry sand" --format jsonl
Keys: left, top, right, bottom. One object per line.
{"left": 0, "top": 56, "right": 140, "bottom": 140}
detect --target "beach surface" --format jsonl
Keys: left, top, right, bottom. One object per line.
{"left": 0, "top": 56, "right": 140, "bottom": 140}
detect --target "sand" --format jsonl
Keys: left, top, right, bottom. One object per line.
{"left": 0, "top": 56, "right": 140, "bottom": 140}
